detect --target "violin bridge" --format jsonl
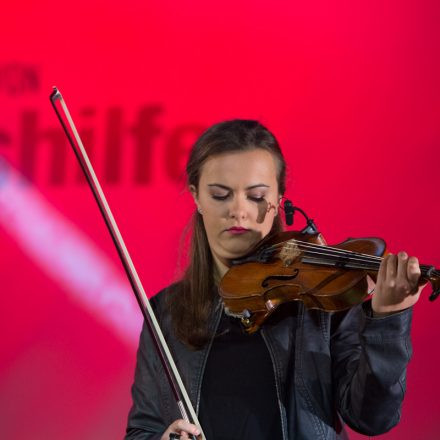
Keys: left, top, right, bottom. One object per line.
{"left": 279, "top": 240, "right": 300, "bottom": 267}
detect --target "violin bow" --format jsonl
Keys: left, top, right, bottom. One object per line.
{"left": 50, "top": 87, "right": 205, "bottom": 440}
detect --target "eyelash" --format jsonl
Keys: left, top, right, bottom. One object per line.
{"left": 211, "top": 195, "right": 265, "bottom": 203}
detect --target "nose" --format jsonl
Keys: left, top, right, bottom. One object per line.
{"left": 228, "top": 195, "right": 248, "bottom": 221}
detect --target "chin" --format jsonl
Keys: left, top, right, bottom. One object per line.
{"left": 214, "top": 231, "right": 264, "bottom": 260}
{"left": 221, "top": 242, "right": 256, "bottom": 259}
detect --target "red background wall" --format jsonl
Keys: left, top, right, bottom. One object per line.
{"left": 0, "top": 1, "right": 439, "bottom": 439}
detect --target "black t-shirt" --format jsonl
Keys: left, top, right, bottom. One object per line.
{"left": 198, "top": 312, "right": 283, "bottom": 440}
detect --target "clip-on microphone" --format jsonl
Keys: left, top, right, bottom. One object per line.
{"left": 282, "top": 199, "right": 319, "bottom": 235}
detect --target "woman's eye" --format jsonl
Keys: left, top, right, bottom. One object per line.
{"left": 211, "top": 193, "right": 265, "bottom": 202}
{"left": 211, "top": 194, "right": 229, "bottom": 200}
{"left": 248, "top": 196, "right": 265, "bottom": 203}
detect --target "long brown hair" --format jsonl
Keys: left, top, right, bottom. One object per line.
{"left": 168, "top": 120, "right": 287, "bottom": 349}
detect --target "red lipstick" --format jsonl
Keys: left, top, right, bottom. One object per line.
{"left": 227, "top": 227, "right": 249, "bottom": 235}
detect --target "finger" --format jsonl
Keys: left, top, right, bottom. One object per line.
{"left": 386, "top": 254, "right": 397, "bottom": 285}
{"left": 407, "top": 256, "right": 421, "bottom": 293}
{"left": 396, "top": 251, "right": 409, "bottom": 283}
{"left": 174, "top": 420, "right": 200, "bottom": 437}
{"left": 366, "top": 274, "right": 376, "bottom": 295}
{"left": 377, "top": 254, "right": 389, "bottom": 286}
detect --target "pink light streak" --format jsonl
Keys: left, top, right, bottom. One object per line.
{"left": 0, "top": 158, "right": 142, "bottom": 346}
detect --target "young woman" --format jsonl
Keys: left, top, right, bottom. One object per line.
{"left": 125, "top": 120, "right": 423, "bottom": 440}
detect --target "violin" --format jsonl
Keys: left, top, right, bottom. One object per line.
{"left": 219, "top": 230, "right": 440, "bottom": 333}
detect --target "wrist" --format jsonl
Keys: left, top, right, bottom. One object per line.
{"left": 372, "top": 309, "right": 401, "bottom": 318}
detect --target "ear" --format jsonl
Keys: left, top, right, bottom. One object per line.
{"left": 189, "top": 185, "right": 200, "bottom": 210}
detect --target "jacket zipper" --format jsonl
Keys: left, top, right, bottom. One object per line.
{"left": 261, "top": 329, "right": 288, "bottom": 440}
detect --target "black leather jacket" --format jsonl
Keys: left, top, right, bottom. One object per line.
{"left": 126, "top": 284, "right": 413, "bottom": 440}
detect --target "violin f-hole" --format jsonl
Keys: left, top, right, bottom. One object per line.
{"left": 261, "top": 269, "right": 300, "bottom": 288}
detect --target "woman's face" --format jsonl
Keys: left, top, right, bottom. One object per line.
{"left": 191, "top": 148, "right": 281, "bottom": 271}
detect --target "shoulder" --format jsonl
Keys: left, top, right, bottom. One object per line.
{"left": 150, "top": 280, "right": 185, "bottom": 316}
{"left": 138, "top": 281, "right": 185, "bottom": 346}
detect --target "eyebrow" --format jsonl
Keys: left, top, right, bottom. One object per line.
{"left": 207, "top": 183, "right": 270, "bottom": 190}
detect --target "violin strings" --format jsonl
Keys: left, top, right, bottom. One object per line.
{"left": 296, "top": 246, "right": 435, "bottom": 276}
{"left": 273, "top": 242, "right": 384, "bottom": 271}
{"left": 295, "top": 243, "right": 436, "bottom": 274}
{"left": 275, "top": 240, "right": 437, "bottom": 274}
{"left": 267, "top": 238, "right": 414, "bottom": 266}
{"left": 300, "top": 248, "right": 381, "bottom": 268}
{"left": 263, "top": 239, "right": 437, "bottom": 276}
{"left": 265, "top": 239, "right": 381, "bottom": 259}
{"left": 265, "top": 239, "right": 382, "bottom": 263}
{"left": 300, "top": 249, "right": 382, "bottom": 271}
{"left": 300, "top": 248, "right": 437, "bottom": 275}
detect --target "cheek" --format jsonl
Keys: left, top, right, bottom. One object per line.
{"left": 201, "top": 200, "right": 227, "bottom": 222}
{"left": 256, "top": 201, "right": 267, "bottom": 224}
{"left": 255, "top": 196, "right": 279, "bottom": 226}
{"left": 256, "top": 199, "right": 279, "bottom": 224}
{"left": 261, "top": 210, "right": 277, "bottom": 233}
{"left": 200, "top": 204, "right": 225, "bottom": 237}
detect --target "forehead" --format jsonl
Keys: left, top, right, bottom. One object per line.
{"left": 199, "top": 149, "right": 278, "bottom": 186}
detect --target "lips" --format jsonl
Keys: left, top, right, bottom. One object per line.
{"left": 227, "top": 227, "right": 250, "bottom": 235}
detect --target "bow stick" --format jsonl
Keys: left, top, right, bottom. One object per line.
{"left": 50, "top": 87, "right": 205, "bottom": 440}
